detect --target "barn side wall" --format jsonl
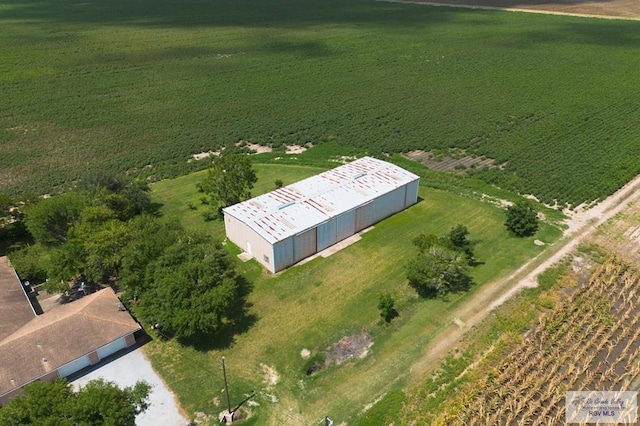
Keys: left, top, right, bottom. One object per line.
{"left": 355, "top": 186, "right": 406, "bottom": 232}
{"left": 224, "top": 214, "right": 275, "bottom": 272}
{"left": 294, "top": 228, "right": 317, "bottom": 263}
{"left": 404, "top": 179, "right": 420, "bottom": 208}
{"left": 273, "top": 238, "right": 294, "bottom": 273}
{"left": 316, "top": 220, "right": 337, "bottom": 252}
{"left": 336, "top": 210, "right": 356, "bottom": 242}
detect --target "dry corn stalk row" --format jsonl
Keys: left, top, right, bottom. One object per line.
{"left": 433, "top": 257, "right": 640, "bottom": 425}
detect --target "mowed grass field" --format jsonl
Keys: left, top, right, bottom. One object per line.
{"left": 148, "top": 163, "right": 563, "bottom": 424}
{"left": 2, "top": 0, "right": 640, "bottom": 206}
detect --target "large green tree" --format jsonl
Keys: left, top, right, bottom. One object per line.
{"left": 0, "top": 378, "right": 150, "bottom": 426}
{"left": 68, "top": 379, "right": 151, "bottom": 425}
{"left": 447, "top": 224, "right": 476, "bottom": 264}
{"left": 200, "top": 154, "right": 257, "bottom": 213}
{"left": 81, "top": 172, "right": 152, "bottom": 221}
{"left": 118, "top": 216, "right": 183, "bottom": 299}
{"left": 505, "top": 200, "right": 539, "bottom": 237}
{"left": 138, "top": 233, "right": 241, "bottom": 338}
{"left": 406, "top": 245, "right": 472, "bottom": 298}
{"left": 24, "top": 192, "right": 87, "bottom": 246}
{"left": 23, "top": 174, "right": 154, "bottom": 285}
{"left": 7, "top": 245, "right": 48, "bottom": 284}
{"left": 412, "top": 224, "right": 476, "bottom": 265}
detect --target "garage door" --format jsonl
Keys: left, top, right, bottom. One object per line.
{"left": 294, "top": 228, "right": 317, "bottom": 263}
{"left": 58, "top": 355, "right": 92, "bottom": 378}
{"left": 96, "top": 337, "right": 127, "bottom": 361}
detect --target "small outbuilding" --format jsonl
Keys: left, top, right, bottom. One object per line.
{"left": 223, "top": 156, "right": 420, "bottom": 273}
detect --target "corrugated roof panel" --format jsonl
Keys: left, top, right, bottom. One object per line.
{"left": 223, "top": 157, "right": 420, "bottom": 244}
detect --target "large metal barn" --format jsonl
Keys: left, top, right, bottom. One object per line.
{"left": 223, "top": 157, "right": 420, "bottom": 273}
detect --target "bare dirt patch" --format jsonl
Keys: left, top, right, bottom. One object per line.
{"left": 325, "top": 333, "right": 373, "bottom": 365}
{"left": 285, "top": 144, "right": 307, "bottom": 154}
{"left": 236, "top": 141, "right": 272, "bottom": 154}
{"left": 306, "top": 333, "right": 374, "bottom": 376}
{"left": 405, "top": 150, "right": 497, "bottom": 173}
{"left": 190, "top": 150, "right": 220, "bottom": 161}
{"left": 260, "top": 363, "right": 279, "bottom": 387}
{"left": 386, "top": 0, "right": 640, "bottom": 20}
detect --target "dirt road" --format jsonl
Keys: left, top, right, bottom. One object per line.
{"left": 386, "top": 0, "right": 640, "bottom": 20}
{"left": 410, "top": 172, "right": 640, "bottom": 381}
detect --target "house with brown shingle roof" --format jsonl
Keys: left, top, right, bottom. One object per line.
{"left": 0, "top": 256, "right": 141, "bottom": 405}
{"left": 0, "top": 256, "right": 36, "bottom": 341}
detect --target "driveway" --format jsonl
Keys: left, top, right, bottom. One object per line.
{"left": 71, "top": 346, "right": 189, "bottom": 426}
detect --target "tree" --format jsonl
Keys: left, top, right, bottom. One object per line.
{"left": 413, "top": 226, "right": 476, "bottom": 264}
{"left": 0, "top": 378, "right": 72, "bottom": 426}
{"left": 0, "top": 378, "right": 150, "bottom": 426}
{"left": 46, "top": 242, "right": 87, "bottom": 292}
{"left": 118, "top": 216, "right": 182, "bottom": 299}
{"left": 80, "top": 219, "right": 132, "bottom": 282}
{"left": 0, "top": 192, "right": 36, "bottom": 244}
{"left": 24, "top": 192, "right": 87, "bottom": 246}
{"left": 447, "top": 224, "right": 476, "bottom": 264}
{"left": 199, "top": 154, "right": 257, "bottom": 214}
{"left": 505, "top": 200, "right": 539, "bottom": 237}
{"left": 8, "top": 245, "right": 48, "bottom": 284}
{"left": 138, "top": 233, "right": 241, "bottom": 338}
{"left": 406, "top": 245, "right": 472, "bottom": 298}
{"left": 378, "top": 293, "right": 398, "bottom": 323}
{"left": 68, "top": 379, "right": 151, "bottom": 425}
{"left": 412, "top": 233, "right": 448, "bottom": 253}
{"left": 81, "top": 172, "right": 152, "bottom": 221}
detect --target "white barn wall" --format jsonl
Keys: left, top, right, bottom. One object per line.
{"left": 355, "top": 187, "right": 405, "bottom": 231}
{"left": 294, "top": 228, "right": 317, "bottom": 263}
{"left": 225, "top": 215, "right": 275, "bottom": 272}
{"left": 316, "top": 220, "right": 337, "bottom": 252}
{"left": 273, "top": 238, "right": 294, "bottom": 272}
{"left": 336, "top": 210, "right": 356, "bottom": 243}
{"left": 404, "top": 180, "right": 419, "bottom": 208}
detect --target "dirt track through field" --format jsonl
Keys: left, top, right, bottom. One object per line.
{"left": 410, "top": 172, "right": 640, "bottom": 381}
{"left": 384, "top": 0, "right": 640, "bottom": 20}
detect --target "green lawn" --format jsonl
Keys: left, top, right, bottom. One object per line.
{"left": 146, "top": 163, "right": 562, "bottom": 424}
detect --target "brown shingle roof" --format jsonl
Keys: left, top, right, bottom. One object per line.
{"left": 0, "top": 287, "right": 141, "bottom": 396}
{"left": 0, "top": 256, "right": 35, "bottom": 341}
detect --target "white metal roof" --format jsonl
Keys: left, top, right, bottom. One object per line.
{"left": 223, "top": 157, "right": 420, "bottom": 244}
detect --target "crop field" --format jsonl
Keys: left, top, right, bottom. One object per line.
{"left": 427, "top": 257, "right": 640, "bottom": 425}
{"left": 2, "top": 0, "right": 639, "bottom": 206}
{"left": 146, "top": 163, "right": 563, "bottom": 424}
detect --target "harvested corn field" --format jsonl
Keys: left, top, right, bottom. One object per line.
{"left": 433, "top": 257, "right": 640, "bottom": 425}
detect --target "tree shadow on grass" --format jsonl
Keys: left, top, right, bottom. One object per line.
{"left": 179, "top": 276, "right": 258, "bottom": 352}
{"left": 147, "top": 201, "right": 164, "bottom": 217}
{"left": 381, "top": 308, "right": 399, "bottom": 324}
{"left": 410, "top": 274, "right": 474, "bottom": 300}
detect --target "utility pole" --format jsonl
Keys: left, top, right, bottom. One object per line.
{"left": 221, "top": 356, "right": 232, "bottom": 416}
